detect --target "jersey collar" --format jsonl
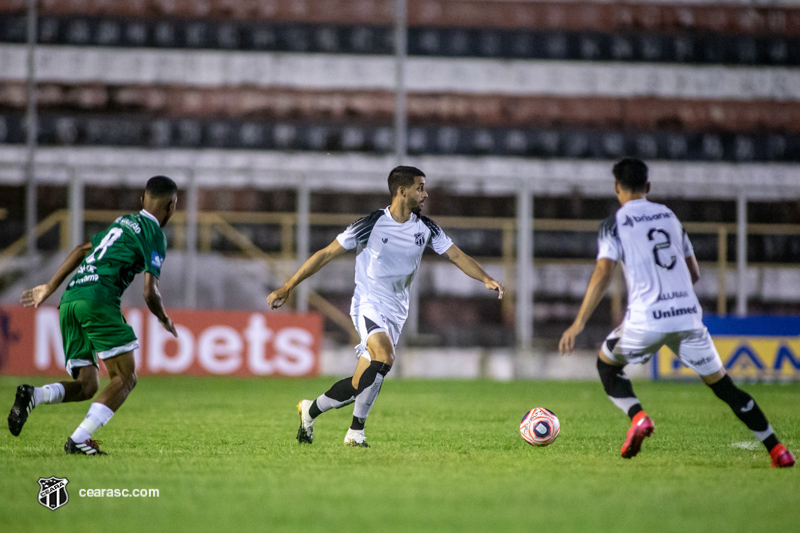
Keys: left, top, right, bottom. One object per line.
{"left": 140, "top": 209, "right": 160, "bottom": 224}
{"left": 384, "top": 206, "right": 417, "bottom": 225}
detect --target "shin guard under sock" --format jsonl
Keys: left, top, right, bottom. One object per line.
{"left": 709, "top": 374, "right": 778, "bottom": 451}
{"left": 597, "top": 358, "right": 642, "bottom": 419}
{"left": 352, "top": 361, "right": 391, "bottom": 428}
{"left": 313, "top": 378, "right": 357, "bottom": 417}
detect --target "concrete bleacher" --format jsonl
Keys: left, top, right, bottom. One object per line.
{"left": 1, "top": 0, "right": 799, "bottom": 354}
{"left": 2, "top": 0, "right": 799, "bottom": 163}
{"left": 4, "top": 83, "right": 800, "bottom": 134}
{"left": 5, "top": 0, "right": 800, "bottom": 35}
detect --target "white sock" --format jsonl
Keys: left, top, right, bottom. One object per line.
{"left": 70, "top": 402, "right": 115, "bottom": 443}
{"left": 353, "top": 374, "right": 385, "bottom": 419}
{"left": 34, "top": 383, "right": 66, "bottom": 406}
{"left": 609, "top": 396, "right": 640, "bottom": 416}
{"left": 316, "top": 393, "right": 355, "bottom": 413}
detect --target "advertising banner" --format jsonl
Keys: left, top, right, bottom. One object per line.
{"left": 654, "top": 316, "right": 800, "bottom": 380}
{"left": 0, "top": 306, "right": 322, "bottom": 377}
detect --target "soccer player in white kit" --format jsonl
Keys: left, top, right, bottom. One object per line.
{"left": 559, "top": 158, "right": 795, "bottom": 468}
{"left": 267, "top": 166, "right": 504, "bottom": 447}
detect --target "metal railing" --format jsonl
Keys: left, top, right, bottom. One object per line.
{"left": 0, "top": 209, "right": 364, "bottom": 344}
{"left": 4, "top": 209, "right": 800, "bottom": 336}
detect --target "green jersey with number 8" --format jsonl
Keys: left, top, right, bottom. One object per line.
{"left": 61, "top": 209, "right": 167, "bottom": 306}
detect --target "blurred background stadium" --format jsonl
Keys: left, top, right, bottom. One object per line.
{"left": 1, "top": 0, "right": 799, "bottom": 379}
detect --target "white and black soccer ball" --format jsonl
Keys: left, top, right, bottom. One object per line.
{"left": 520, "top": 407, "right": 560, "bottom": 447}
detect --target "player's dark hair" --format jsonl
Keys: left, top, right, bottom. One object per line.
{"left": 612, "top": 158, "right": 648, "bottom": 192}
{"left": 388, "top": 166, "right": 424, "bottom": 197}
{"left": 145, "top": 175, "right": 178, "bottom": 198}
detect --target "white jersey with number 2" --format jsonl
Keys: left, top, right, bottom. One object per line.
{"left": 597, "top": 198, "right": 703, "bottom": 332}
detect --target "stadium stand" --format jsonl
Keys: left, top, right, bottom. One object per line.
{"left": 1, "top": 0, "right": 799, "bottom": 346}
{"left": 1, "top": 0, "right": 800, "bottom": 161}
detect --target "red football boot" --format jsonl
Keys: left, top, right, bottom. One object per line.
{"left": 620, "top": 411, "right": 654, "bottom": 459}
{"left": 769, "top": 444, "right": 796, "bottom": 468}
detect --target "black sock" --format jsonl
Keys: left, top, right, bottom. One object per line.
{"left": 348, "top": 361, "right": 392, "bottom": 430}
{"left": 597, "top": 359, "right": 636, "bottom": 398}
{"left": 311, "top": 377, "right": 357, "bottom": 418}
{"left": 763, "top": 434, "right": 780, "bottom": 453}
{"left": 309, "top": 401, "right": 322, "bottom": 419}
{"left": 351, "top": 416, "right": 365, "bottom": 431}
{"left": 325, "top": 377, "right": 357, "bottom": 401}
{"left": 355, "top": 361, "right": 391, "bottom": 395}
{"left": 709, "top": 374, "right": 777, "bottom": 451}
{"left": 597, "top": 358, "right": 641, "bottom": 419}
{"left": 627, "top": 404, "right": 643, "bottom": 419}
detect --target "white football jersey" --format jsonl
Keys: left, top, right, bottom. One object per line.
{"left": 337, "top": 207, "right": 454, "bottom": 324}
{"left": 597, "top": 199, "right": 703, "bottom": 332}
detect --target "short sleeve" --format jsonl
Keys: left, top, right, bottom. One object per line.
{"left": 681, "top": 227, "right": 695, "bottom": 258}
{"left": 597, "top": 215, "right": 621, "bottom": 261}
{"left": 144, "top": 232, "right": 167, "bottom": 278}
{"left": 421, "top": 216, "right": 454, "bottom": 255}
{"left": 336, "top": 226, "right": 357, "bottom": 250}
{"left": 336, "top": 210, "right": 384, "bottom": 250}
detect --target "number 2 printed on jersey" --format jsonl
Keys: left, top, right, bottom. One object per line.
{"left": 647, "top": 227, "right": 677, "bottom": 270}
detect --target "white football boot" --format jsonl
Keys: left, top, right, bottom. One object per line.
{"left": 296, "top": 400, "right": 314, "bottom": 444}
{"left": 343, "top": 428, "right": 369, "bottom": 447}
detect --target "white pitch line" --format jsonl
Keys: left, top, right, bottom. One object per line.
{"left": 731, "top": 441, "right": 761, "bottom": 450}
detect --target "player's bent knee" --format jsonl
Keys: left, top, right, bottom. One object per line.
{"left": 597, "top": 357, "right": 624, "bottom": 376}
{"left": 76, "top": 370, "right": 100, "bottom": 399}
{"left": 700, "top": 368, "right": 726, "bottom": 386}
{"left": 366, "top": 333, "right": 395, "bottom": 365}
{"left": 374, "top": 361, "right": 392, "bottom": 376}
{"left": 376, "top": 351, "right": 395, "bottom": 366}
{"left": 82, "top": 380, "right": 99, "bottom": 399}
{"left": 123, "top": 372, "right": 138, "bottom": 393}
{"left": 369, "top": 345, "right": 395, "bottom": 365}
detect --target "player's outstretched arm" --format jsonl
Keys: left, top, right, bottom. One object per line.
{"left": 144, "top": 272, "right": 177, "bottom": 337}
{"left": 559, "top": 258, "right": 616, "bottom": 355}
{"left": 267, "top": 239, "right": 347, "bottom": 309}
{"left": 444, "top": 244, "right": 504, "bottom": 299}
{"left": 20, "top": 242, "right": 93, "bottom": 308}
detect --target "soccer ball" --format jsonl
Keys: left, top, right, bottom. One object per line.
{"left": 520, "top": 407, "right": 560, "bottom": 446}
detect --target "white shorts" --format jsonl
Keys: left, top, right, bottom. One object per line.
{"left": 601, "top": 324, "right": 724, "bottom": 377}
{"left": 351, "top": 305, "right": 403, "bottom": 360}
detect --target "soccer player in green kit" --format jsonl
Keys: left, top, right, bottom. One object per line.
{"left": 7, "top": 176, "right": 178, "bottom": 455}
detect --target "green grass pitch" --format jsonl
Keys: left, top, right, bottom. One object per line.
{"left": 1, "top": 375, "right": 798, "bottom": 533}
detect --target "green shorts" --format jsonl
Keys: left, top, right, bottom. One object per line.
{"left": 59, "top": 300, "right": 139, "bottom": 378}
